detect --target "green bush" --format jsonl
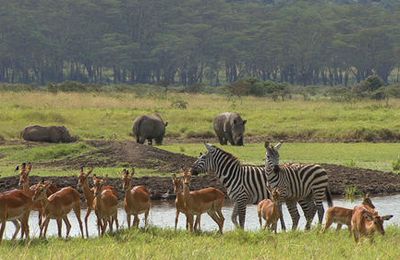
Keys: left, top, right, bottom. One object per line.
{"left": 392, "top": 156, "right": 400, "bottom": 172}
{"left": 47, "top": 81, "right": 102, "bottom": 92}
{"left": 228, "top": 78, "right": 290, "bottom": 100}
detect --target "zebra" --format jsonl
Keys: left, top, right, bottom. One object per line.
{"left": 264, "top": 141, "right": 333, "bottom": 230}
{"left": 191, "top": 143, "right": 314, "bottom": 230}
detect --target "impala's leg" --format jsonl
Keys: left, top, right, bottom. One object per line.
{"left": 144, "top": 208, "right": 150, "bottom": 228}
{"left": 175, "top": 210, "right": 179, "bottom": 230}
{"left": 286, "top": 201, "right": 300, "bottom": 231}
{"left": 23, "top": 212, "right": 30, "bottom": 240}
{"left": 323, "top": 215, "right": 333, "bottom": 233}
{"left": 84, "top": 207, "right": 92, "bottom": 238}
{"left": 187, "top": 214, "right": 194, "bottom": 232}
{"left": 215, "top": 208, "right": 225, "bottom": 233}
{"left": 336, "top": 223, "right": 342, "bottom": 231}
{"left": 42, "top": 217, "right": 50, "bottom": 239}
{"left": 127, "top": 214, "right": 131, "bottom": 229}
{"left": 63, "top": 217, "right": 71, "bottom": 238}
{"left": 108, "top": 218, "right": 113, "bottom": 233}
{"left": 114, "top": 214, "right": 119, "bottom": 231}
{"left": 0, "top": 219, "right": 6, "bottom": 244}
{"left": 194, "top": 215, "right": 201, "bottom": 232}
{"left": 208, "top": 211, "right": 223, "bottom": 234}
{"left": 73, "top": 204, "right": 84, "bottom": 239}
{"left": 11, "top": 220, "right": 20, "bottom": 240}
{"left": 133, "top": 214, "right": 139, "bottom": 228}
{"left": 56, "top": 218, "right": 62, "bottom": 238}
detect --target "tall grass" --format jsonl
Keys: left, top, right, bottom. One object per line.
{"left": 0, "top": 227, "right": 399, "bottom": 259}
{"left": 1, "top": 91, "right": 400, "bottom": 140}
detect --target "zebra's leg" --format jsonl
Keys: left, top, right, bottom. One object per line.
{"left": 286, "top": 201, "right": 300, "bottom": 231}
{"left": 313, "top": 189, "right": 326, "bottom": 225}
{"left": 237, "top": 201, "right": 247, "bottom": 229}
{"left": 231, "top": 202, "right": 239, "bottom": 227}
{"left": 278, "top": 204, "right": 286, "bottom": 231}
{"left": 298, "top": 199, "right": 316, "bottom": 230}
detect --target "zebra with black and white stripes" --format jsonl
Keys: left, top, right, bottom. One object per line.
{"left": 191, "top": 143, "right": 313, "bottom": 229}
{"left": 264, "top": 141, "right": 333, "bottom": 230}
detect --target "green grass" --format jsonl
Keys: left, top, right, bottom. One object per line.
{"left": 162, "top": 142, "right": 400, "bottom": 172}
{"left": 1, "top": 142, "right": 400, "bottom": 178}
{"left": 1, "top": 91, "right": 400, "bottom": 141}
{"left": 0, "top": 227, "right": 399, "bottom": 259}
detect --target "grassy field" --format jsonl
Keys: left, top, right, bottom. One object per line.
{"left": 0, "top": 227, "right": 399, "bottom": 259}
{"left": 1, "top": 91, "right": 400, "bottom": 141}
{"left": 0, "top": 142, "right": 399, "bottom": 178}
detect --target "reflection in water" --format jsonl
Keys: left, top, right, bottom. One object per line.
{"left": 3, "top": 195, "right": 399, "bottom": 239}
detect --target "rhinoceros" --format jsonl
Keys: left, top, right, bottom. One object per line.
{"left": 213, "top": 112, "right": 246, "bottom": 146}
{"left": 21, "top": 125, "right": 77, "bottom": 143}
{"left": 132, "top": 114, "right": 168, "bottom": 145}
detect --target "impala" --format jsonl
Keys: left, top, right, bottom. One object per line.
{"left": 257, "top": 188, "right": 282, "bottom": 233}
{"left": 92, "top": 175, "right": 119, "bottom": 236}
{"left": 32, "top": 181, "right": 84, "bottom": 239}
{"left": 181, "top": 169, "right": 225, "bottom": 233}
{"left": 122, "top": 168, "right": 151, "bottom": 228}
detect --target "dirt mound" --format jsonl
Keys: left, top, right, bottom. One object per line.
{"left": 42, "top": 140, "right": 196, "bottom": 172}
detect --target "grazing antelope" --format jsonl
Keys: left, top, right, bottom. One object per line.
{"left": 323, "top": 193, "right": 376, "bottom": 233}
{"left": 351, "top": 205, "right": 393, "bottom": 243}
{"left": 32, "top": 181, "right": 84, "bottom": 239}
{"left": 181, "top": 170, "right": 225, "bottom": 233}
{"left": 122, "top": 168, "right": 151, "bottom": 228}
{"left": 257, "top": 188, "right": 282, "bottom": 233}
{"left": 92, "top": 175, "right": 119, "bottom": 236}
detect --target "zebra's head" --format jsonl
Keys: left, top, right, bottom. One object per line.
{"left": 191, "top": 143, "right": 216, "bottom": 175}
{"left": 264, "top": 141, "right": 282, "bottom": 173}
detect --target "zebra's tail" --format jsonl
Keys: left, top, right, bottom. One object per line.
{"left": 326, "top": 186, "right": 333, "bottom": 207}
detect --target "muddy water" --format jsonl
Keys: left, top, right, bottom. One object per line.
{"left": 3, "top": 195, "right": 399, "bottom": 239}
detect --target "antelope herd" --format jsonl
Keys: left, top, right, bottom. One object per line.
{"left": 0, "top": 161, "right": 395, "bottom": 244}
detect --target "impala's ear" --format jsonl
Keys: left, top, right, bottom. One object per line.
{"left": 382, "top": 215, "right": 394, "bottom": 221}
{"left": 274, "top": 142, "right": 283, "bottom": 150}
{"left": 87, "top": 167, "right": 94, "bottom": 176}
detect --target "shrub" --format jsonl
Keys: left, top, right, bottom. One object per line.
{"left": 227, "top": 78, "right": 290, "bottom": 100}
{"left": 345, "top": 185, "right": 361, "bottom": 201}
{"left": 47, "top": 81, "right": 102, "bottom": 92}
{"left": 170, "top": 98, "right": 188, "bottom": 109}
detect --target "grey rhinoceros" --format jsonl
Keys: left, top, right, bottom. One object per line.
{"left": 132, "top": 114, "right": 168, "bottom": 145}
{"left": 21, "top": 125, "right": 77, "bottom": 143}
{"left": 213, "top": 112, "right": 246, "bottom": 146}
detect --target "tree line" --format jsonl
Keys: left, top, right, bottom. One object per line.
{"left": 0, "top": 0, "right": 399, "bottom": 86}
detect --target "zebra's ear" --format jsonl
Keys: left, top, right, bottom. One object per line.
{"left": 274, "top": 142, "right": 283, "bottom": 150}
{"left": 264, "top": 141, "right": 270, "bottom": 149}
{"left": 204, "top": 143, "right": 214, "bottom": 151}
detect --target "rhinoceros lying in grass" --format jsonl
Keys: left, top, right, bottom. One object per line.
{"left": 21, "top": 125, "right": 77, "bottom": 143}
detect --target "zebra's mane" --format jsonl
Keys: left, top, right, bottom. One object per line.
{"left": 214, "top": 146, "right": 241, "bottom": 165}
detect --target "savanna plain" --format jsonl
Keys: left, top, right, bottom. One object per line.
{"left": 1, "top": 90, "right": 400, "bottom": 259}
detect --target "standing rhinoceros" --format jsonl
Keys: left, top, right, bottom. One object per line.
{"left": 21, "top": 125, "right": 77, "bottom": 143}
{"left": 213, "top": 112, "right": 246, "bottom": 146}
{"left": 132, "top": 114, "right": 168, "bottom": 145}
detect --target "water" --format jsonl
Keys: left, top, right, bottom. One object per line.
{"left": 3, "top": 195, "right": 399, "bottom": 239}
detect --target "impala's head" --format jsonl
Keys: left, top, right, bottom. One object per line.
{"left": 182, "top": 169, "right": 192, "bottom": 185}
{"left": 265, "top": 141, "right": 282, "bottom": 172}
{"left": 172, "top": 173, "right": 183, "bottom": 193}
{"left": 191, "top": 143, "right": 217, "bottom": 175}
{"left": 77, "top": 166, "right": 93, "bottom": 189}
{"left": 362, "top": 193, "right": 375, "bottom": 210}
{"left": 122, "top": 168, "right": 134, "bottom": 191}
{"left": 271, "top": 188, "right": 281, "bottom": 202}
{"left": 32, "top": 180, "right": 50, "bottom": 202}
{"left": 364, "top": 211, "right": 393, "bottom": 235}
{"left": 92, "top": 174, "right": 104, "bottom": 197}
{"left": 18, "top": 162, "right": 32, "bottom": 188}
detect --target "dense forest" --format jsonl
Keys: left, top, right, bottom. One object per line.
{"left": 0, "top": 0, "right": 399, "bottom": 86}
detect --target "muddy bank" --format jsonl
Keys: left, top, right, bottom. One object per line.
{"left": 1, "top": 163, "right": 400, "bottom": 203}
